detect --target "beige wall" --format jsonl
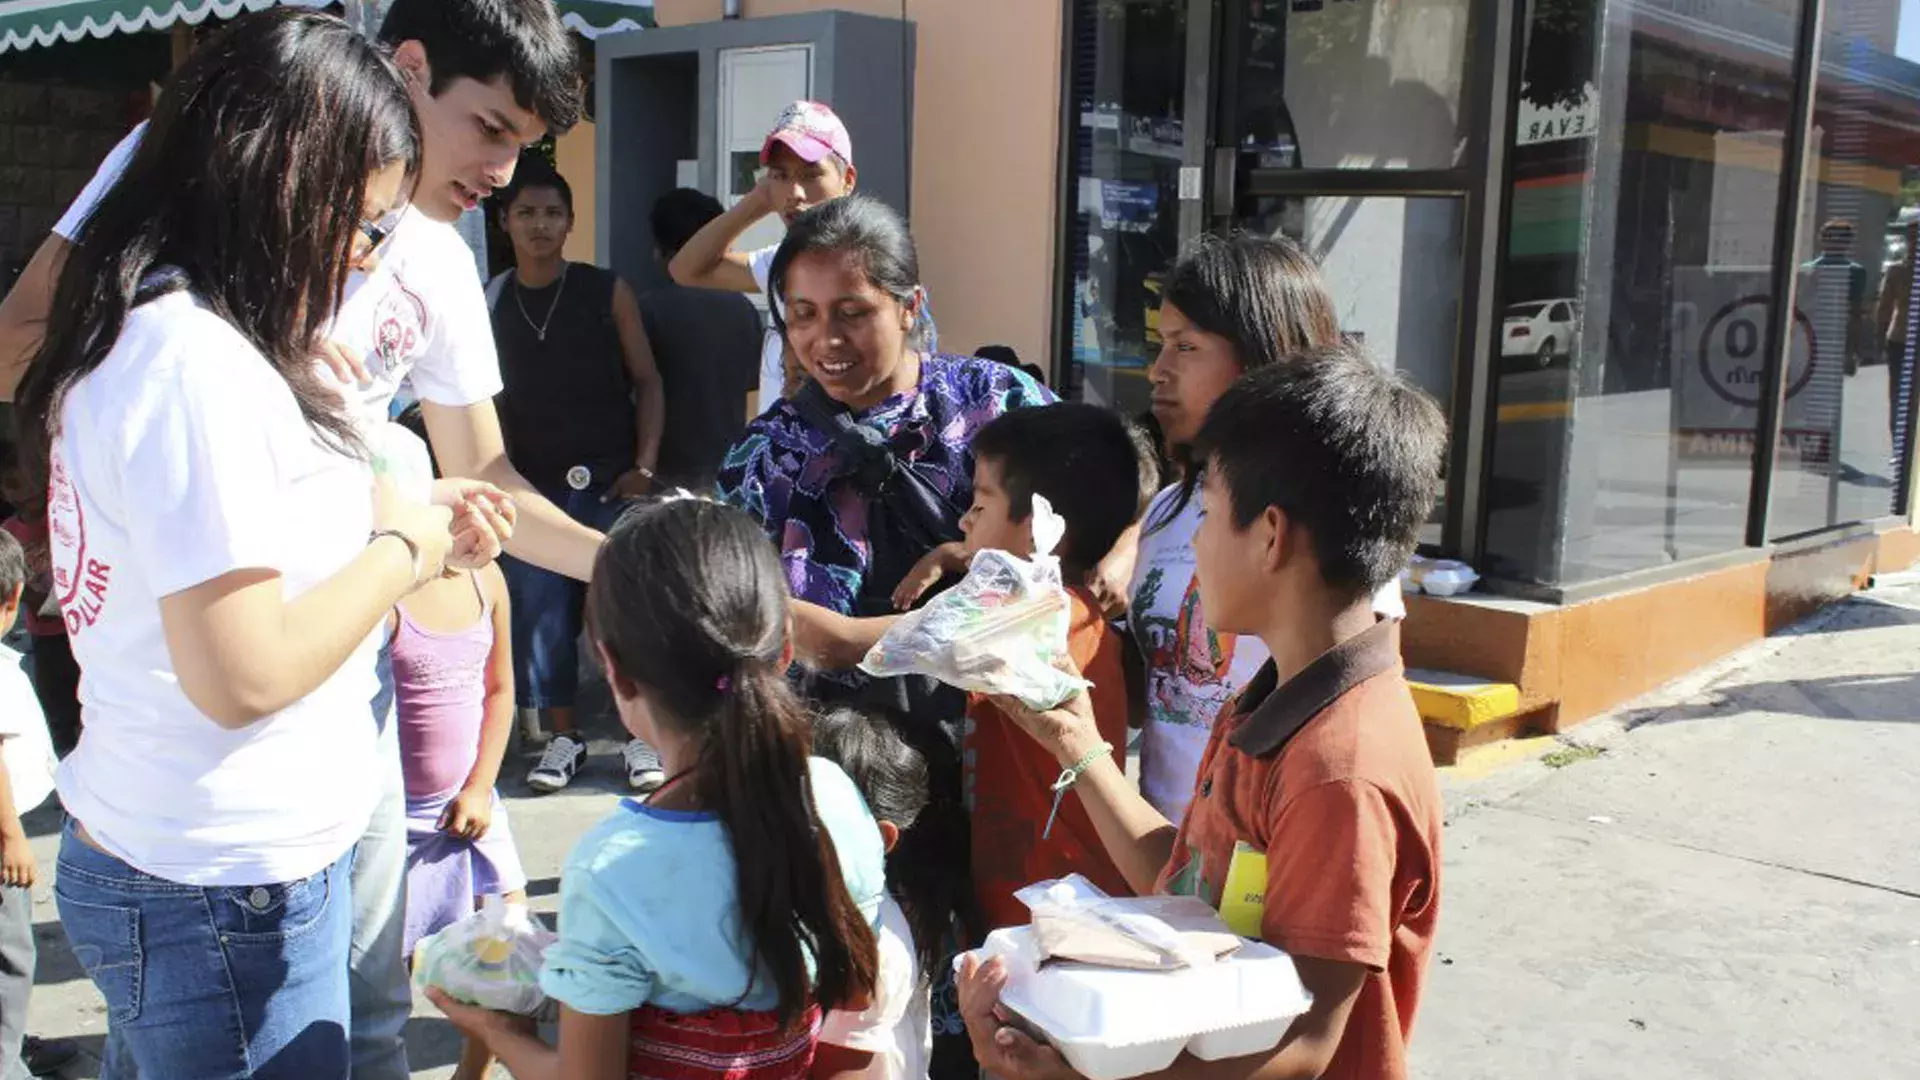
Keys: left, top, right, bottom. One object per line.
{"left": 651, "top": 0, "right": 1064, "bottom": 367}
{"left": 555, "top": 118, "right": 599, "bottom": 263}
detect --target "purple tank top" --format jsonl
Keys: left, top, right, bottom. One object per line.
{"left": 392, "top": 573, "right": 494, "bottom": 799}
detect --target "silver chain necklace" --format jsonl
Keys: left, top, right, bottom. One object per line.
{"left": 513, "top": 262, "right": 569, "bottom": 342}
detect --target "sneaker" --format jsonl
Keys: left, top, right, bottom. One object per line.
{"left": 24, "top": 1035, "right": 81, "bottom": 1076}
{"left": 526, "top": 733, "right": 586, "bottom": 794}
{"left": 624, "top": 738, "right": 666, "bottom": 794}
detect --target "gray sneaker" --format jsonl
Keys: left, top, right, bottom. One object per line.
{"left": 623, "top": 738, "right": 666, "bottom": 794}
{"left": 527, "top": 734, "right": 586, "bottom": 793}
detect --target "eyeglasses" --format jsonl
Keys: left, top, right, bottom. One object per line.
{"left": 357, "top": 209, "right": 406, "bottom": 254}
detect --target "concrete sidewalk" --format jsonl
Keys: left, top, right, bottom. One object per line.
{"left": 1412, "top": 580, "right": 1920, "bottom": 1079}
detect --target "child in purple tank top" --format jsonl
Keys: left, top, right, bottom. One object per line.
{"left": 390, "top": 562, "right": 526, "bottom": 1080}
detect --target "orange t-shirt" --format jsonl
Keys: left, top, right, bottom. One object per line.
{"left": 966, "top": 586, "right": 1132, "bottom": 931}
{"left": 1154, "top": 620, "right": 1441, "bottom": 1080}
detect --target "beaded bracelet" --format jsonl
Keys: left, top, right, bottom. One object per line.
{"left": 1043, "top": 742, "right": 1113, "bottom": 840}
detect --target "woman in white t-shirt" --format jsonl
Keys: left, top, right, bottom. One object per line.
{"left": 13, "top": 13, "right": 455, "bottom": 1077}
{"left": 1124, "top": 234, "right": 1406, "bottom": 825}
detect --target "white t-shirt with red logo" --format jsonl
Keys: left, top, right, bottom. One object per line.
{"left": 55, "top": 123, "right": 504, "bottom": 426}
{"left": 50, "top": 291, "right": 383, "bottom": 886}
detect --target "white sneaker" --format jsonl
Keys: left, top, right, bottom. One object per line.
{"left": 527, "top": 734, "right": 586, "bottom": 794}
{"left": 624, "top": 739, "right": 666, "bottom": 794}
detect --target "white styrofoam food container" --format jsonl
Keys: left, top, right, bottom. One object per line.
{"left": 962, "top": 926, "right": 1313, "bottom": 1080}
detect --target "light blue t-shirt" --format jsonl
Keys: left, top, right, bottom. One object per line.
{"left": 540, "top": 757, "right": 886, "bottom": 1017}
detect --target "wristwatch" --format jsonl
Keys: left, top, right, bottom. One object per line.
{"left": 370, "top": 528, "right": 424, "bottom": 584}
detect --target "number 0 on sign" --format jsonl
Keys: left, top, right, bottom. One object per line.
{"left": 1696, "top": 295, "right": 1816, "bottom": 408}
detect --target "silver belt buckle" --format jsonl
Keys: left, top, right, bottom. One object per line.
{"left": 565, "top": 465, "right": 592, "bottom": 492}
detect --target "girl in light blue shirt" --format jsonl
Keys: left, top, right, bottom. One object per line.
{"left": 433, "top": 497, "right": 882, "bottom": 1080}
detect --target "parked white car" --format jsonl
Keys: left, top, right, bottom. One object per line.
{"left": 1501, "top": 299, "right": 1578, "bottom": 367}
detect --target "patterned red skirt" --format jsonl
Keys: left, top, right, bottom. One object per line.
{"left": 627, "top": 1003, "right": 823, "bottom": 1080}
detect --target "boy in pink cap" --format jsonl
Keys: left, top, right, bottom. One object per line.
{"left": 670, "top": 100, "right": 869, "bottom": 413}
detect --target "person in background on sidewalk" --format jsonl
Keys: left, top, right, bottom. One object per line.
{"left": 671, "top": 100, "right": 936, "bottom": 413}
{"left": 0, "top": 531, "right": 80, "bottom": 1080}
{"left": 486, "top": 159, "right": 667, "bottom": 795}
{"left": 0, "top": 445, "right": 79, "bottom": 756}
{"left": 959, "top": 348, "right": 1448, "bottom": 1080}
{"left": 18, "top": 14, "right": 458, "bottom": 1074}
{"left": 643, "top": 189, "right": 765, "bottom": 487}
{"left": 6, "top": 3, "right": 587, "bottom": 1076}
{"left": 1122, "top": 234, "right": 1404, "bottom": 828}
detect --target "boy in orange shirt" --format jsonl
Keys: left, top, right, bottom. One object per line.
{"left": 956, "top": 404, "right": 1157, "bottom": 930}
{"left": 866, "top": 403, "right": 1159, "bottom": 933}
{"left": 957, "top": 347, "right": 1448, "bottom": 1080}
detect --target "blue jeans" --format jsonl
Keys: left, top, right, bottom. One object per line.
{"left": 502, "top": 483, "right": 629, "bottom": 709}
{"left": 56, "top": 823, "right": 355, "bottom": 1079}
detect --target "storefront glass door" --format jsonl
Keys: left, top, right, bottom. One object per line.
{"left": 1209, "top": 0, "right": 1495, "bottom": 547}
{"left": 1058, "top": 0, "right": 1211, "bottom": 422}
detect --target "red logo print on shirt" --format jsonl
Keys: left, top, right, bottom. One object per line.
{"left": 369, "top": 279, "right": 428, "bottom": 384}
{"left": 48, "top": 450, "right": 111, "bottom": 635}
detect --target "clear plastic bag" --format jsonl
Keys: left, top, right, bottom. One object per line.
{"left": 411, "top": 895, "right": 557, "bottom": 1016}
{"left": 859, "top": 496, "right": 1090, "bottom": 710}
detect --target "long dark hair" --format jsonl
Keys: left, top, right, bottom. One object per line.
{"left": 587, "top": 498, "right": 879, "bottom": 1028}
{"left": 1148, "top": 232, "right": 1342, "bottom": 534}
{"left": 767, "top": 194, "right": 933, "bottom": 351}
{"left": 811, "top": 707, "right": 956, "bottom": 985}
{"left": 16, "top": 9, "right": 419, "bottom": 483}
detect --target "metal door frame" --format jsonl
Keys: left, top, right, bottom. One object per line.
{"left": 1187, "top": 0, "right": 1517, "bottom": 556}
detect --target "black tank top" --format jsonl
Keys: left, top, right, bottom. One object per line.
{"left": 491, "top": 263, "right": 638, "bottom": 493}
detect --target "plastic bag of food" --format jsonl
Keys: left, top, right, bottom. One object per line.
{"left": 369, "top": 421, "right": 435, "bottom": 506}
{"left": 411, "top": 895, "right": 557, "bottom": 1016}
{"left": 859, "top": 496, "right": 1090, "bottom": 710}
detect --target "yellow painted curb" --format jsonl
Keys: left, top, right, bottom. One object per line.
{"left": 1406, "top": 669, "right": 1522, "bottom": 732}
{"left": 1440, "top": 735, "right": 1560, "bottom": 781}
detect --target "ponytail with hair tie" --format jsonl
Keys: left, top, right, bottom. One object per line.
{"left": 586, "top": 498, "right": 877, "bottom": 1029}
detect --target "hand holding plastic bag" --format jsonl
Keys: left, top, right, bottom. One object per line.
{"left": 860, "top": 496, "right": 1090, "bottom": 710}
{"left": 411, "top": 895, "right": 557, "bottom": 1016}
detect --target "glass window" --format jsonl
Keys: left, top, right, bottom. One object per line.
{"left": 1241, "top": 193, "right": 1463, "bottom": 542}
{"left": 1239, "top": 194, "right": 1463, "bottom": 408}
{"left": 1481, "top": 0, "right": 1809, "bottom": 586}
{"left": 1765, "top": 0, "right": 1920, "bottom": 537}
{"left": 1229, "top": 0, "right": 1470, "bottom": 170}
{"left": 1061, "top": 0, "right": 1192, "bottom": 418}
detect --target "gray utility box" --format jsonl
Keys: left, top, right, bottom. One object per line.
{"left": 594, "top": 11, "right": 916, "bottom": 295}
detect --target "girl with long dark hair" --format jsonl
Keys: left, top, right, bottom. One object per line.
{"left": 1122, "top": 233, "right": 1405, "bottom": 826}
{"left": 15, "top": 11, "right": 454, "bottom": 1076}
{"left": 433, "top": 496, "right": 882, "bottom": 1080}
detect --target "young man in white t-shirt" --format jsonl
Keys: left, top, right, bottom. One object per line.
{"left": 0, "top": 4, "right": 595, "bottom": 1077}
{"left": 668, "top": 100, "right": 866, "bottom": 414}
{"left": 0, "top": 530, "right": 76, "bottom": 1079}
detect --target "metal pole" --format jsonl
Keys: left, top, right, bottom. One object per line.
{"left": 1744, "top": 0, "right": 1826, "bottom": 548}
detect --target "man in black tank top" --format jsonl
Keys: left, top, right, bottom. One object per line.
{"left": 488, "top": 162, "right": 665, "bottom": 795}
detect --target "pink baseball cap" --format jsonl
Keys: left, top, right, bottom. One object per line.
{"left": 761, "top": 101, "right": 853, "bottom": 167}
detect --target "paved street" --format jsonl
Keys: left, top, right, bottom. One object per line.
{"left": 18, "top": 581, "right": 1920, "bottom": 1077}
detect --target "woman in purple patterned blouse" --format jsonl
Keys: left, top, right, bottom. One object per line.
{"left": 717, "top": 196, "right": 1052, "bottom": 659}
